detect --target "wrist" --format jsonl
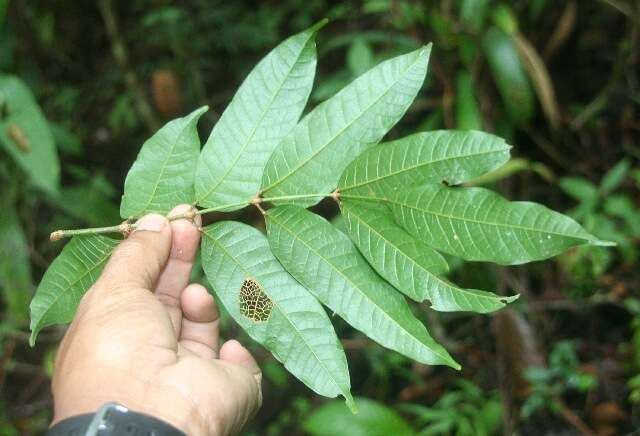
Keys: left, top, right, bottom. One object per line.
{"left": 48, "top": 403, "right": 186, "bottom": 436}
{"left": 52, "top": 366, "right": 213, "bottom": 435}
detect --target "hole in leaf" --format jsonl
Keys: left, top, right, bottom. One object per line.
{"left": 239, "top": 278, "right": 273, "bottom": 322}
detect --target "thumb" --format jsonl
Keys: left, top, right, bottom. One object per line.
{"left": 97, "top": 214, "right": 172, "bottom": 293}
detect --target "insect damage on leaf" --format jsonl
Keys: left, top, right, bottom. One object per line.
{"left": 6, "top": 124, "right": 31, "bottom": 153}
{"left": 239, "top": 278, "right": 273, "bottom": 322}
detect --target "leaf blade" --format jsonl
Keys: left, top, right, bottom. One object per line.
{"left": 341, "top": 199, "right": 517, "bottom": 312}
{"left": 29, "top": 235, "right": 119, "bottom": 345}
{"left": 338, "top": 130, "right": 510, "bottom": 196}
{"left": 304, "top": 397, "right": 414, "bottom": 436}
{"left": 0, "top": 208, "right": 33, "bottom": 324}
{"left": 0, "top": 75, "right": 59, "bottom": 193}
{"left": 120, "top": 106, "right": 207, "bottom": 218}
{"left": 200, "top": 221, "right": 353, "bottom": 407}
{"left": 482, "top": 27, "right": 535, "bottom": 124}
{"left": 388, "top": 184, "right": 609, "bottom": 265}
{"left": 195, "top": 23, "right": 322, "bottom": 210}
{"left": 261, "top": 45, "right": 432, "bottom": 207}
{"left": 266, "top": 205, "right": 459, "bottom": 368}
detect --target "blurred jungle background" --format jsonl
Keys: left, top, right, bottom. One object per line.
{"left": 1, "top": 0, "right": 639, "bottom": 434}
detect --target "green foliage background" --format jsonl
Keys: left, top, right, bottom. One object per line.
{"left": 1, "top": 0, "right": 638, "bottom": 434}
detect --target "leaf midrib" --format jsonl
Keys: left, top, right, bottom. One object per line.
{"left": 267, "top": 210, "right": 454, "bottom": 364}
{"left": 340, "top": 147, "right": 509, "bottom": 192}
{"left": 201, "top": 229, "right": 345, "bottom": 395}
{"left": 381, "top": 193, "right": 594, "bottom": 241}
{"left": 262, "top": 50, "right": 426, "bottom": 195}
{"left": 197, "top": 37, "right": 314, "bottom": 204}
{"left": 141, "top": 127, "right": 192, "bottom": 216}
{"left": 342, "top": 202, "right": 507, "bottom": 305}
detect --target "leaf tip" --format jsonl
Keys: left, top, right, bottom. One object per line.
{"left": 28, "top": 330, "right": 37, "bottom": 347}
{"left": 590, "top": 239, "right": 616, "bottom": 247}
{"left": 502, "top": 293, "right": 520, "bottom": 305}
{"left": 182, "top": 105, "right": 209, "bottom": 123}
{"left": 344, "top": 393, "right": 358, "bottom": 414}
{"left": 309, "top": 18, "right": 329, "bottom": 34}
{"left": 440, "top": 351, "right": 462, "bottom": 371}
{"left": 419, "top": 43, "right": 433, "bottom": 58}
{"left": 193, "top": 105, "right": 209, "bottom": 116}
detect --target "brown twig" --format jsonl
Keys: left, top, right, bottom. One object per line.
{"left": 544, "top": 1, "right": 577, "bottom": 60}
{"left": 556, "top": 397, "right": 597, "bottom": 436}
{"left": 98, "top": 0, "right": 159, "bottom": 132}
{"left": 0, "top": 338, "right": 16, "bottom": 391}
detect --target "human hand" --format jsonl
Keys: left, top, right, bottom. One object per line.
{"left": 51, "top": 205, "right": 262, "bottom": 435}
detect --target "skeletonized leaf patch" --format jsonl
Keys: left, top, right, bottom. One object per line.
{"left": 239, "top": 277, "right": 273, "bottom": 322}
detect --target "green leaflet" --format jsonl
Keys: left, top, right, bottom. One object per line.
{"left": 600, "top": 158, "right": 631, "bottom": 196}
{"left": 0, "top": 208, "right": 33, "bottom": 324}
{"left": 304, "top": 397, "right": 414, "bottom": 436}
{"left": 338, "top": 130, "right": 510, "bottom": 197}
{"left": 261, "top": 45, "right": 432, "bottom": 207}
{"left": 388, "top": 184, "right": 612, "bottom": 265}
{"left": 200, "top": 221, "right": 354, "bottom": 408}
{"left": 459, "top": 0, "right": 490, "bottom": 32}
{"left": 29, "top": 235, "right": 119, "bottom": 345}
{"left": 341, "top": 200, "right": 517, "bottom": 312}
{"left": 455, "top": 72, "right": 483, "bottom": 130}
{"left": 266, "top": 205, "right": 459, "bottom": 368}
{"left": 346, "top": 38, "right": 375, "bottom": 77}
{"left": 0, "top": 75, "right": 59, "bottom": 193}
{"left": 120, "top": 106, "right": 208, "bottom": 218}
{"left": 195, "top": 22, "right": 323, "bottom": 210}
{"left": 482, "top": 27, "right": 535, "bottom": 124}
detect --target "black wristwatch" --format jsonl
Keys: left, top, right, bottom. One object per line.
{"left": 46, "top": 402, "right": 186, "bottom": 436}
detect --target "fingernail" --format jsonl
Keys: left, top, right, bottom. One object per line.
{"left": 135, "top": 214, "right": 167, "bottom": 232}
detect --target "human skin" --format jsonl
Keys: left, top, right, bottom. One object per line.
{"left": 51, "top": 205, "right": 262, "bottom": 435}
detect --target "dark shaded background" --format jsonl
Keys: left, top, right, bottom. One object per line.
{"left": 1, "top": 0, "right": 638, "bottom": 434}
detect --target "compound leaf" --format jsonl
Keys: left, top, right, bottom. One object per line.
{"left": 389, "top": 184, "right": 612, "bottom": 265}
{"left": 261, "top": 45, "right": 432, "bottom": 207}
{"left": 341, "top": 200, "right": 517, "bottom": 312}
{"left": 0, "top": 75, "right": 59, "bottom": 193}
{"left": 339, "top": 130, "right": 510, "bottom": 197}
{"left": 266, "top": 205, "right": 459, "bottom": 368}
{"left": 200, "top": 221, "right": 353, "bottom": 408}
{"left": 120, "top": 106, "right": 208, "bottom": 219}
{"left": 29, "top": 235, "right": 119, "bottom": 345}
{"left": 195, "top": 22, "right": 323, "bottom": 210}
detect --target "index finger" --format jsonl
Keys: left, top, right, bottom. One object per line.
{"left": 154, "top": 205, "right": 202, "bottom": 331}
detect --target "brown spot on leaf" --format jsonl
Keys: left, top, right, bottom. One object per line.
{"left": 6, "top": 124, "right": 30, "bottom": 153}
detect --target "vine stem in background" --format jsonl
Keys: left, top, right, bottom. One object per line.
{"left": 49, "top": 193, "right": 336, "bottom": 241}
{"left": 98, "top": 0, "right": 160, "bottom": 132}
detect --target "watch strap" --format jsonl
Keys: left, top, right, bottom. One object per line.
{"left": 46, "top": 402, "right": 186, "bottom": 436}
